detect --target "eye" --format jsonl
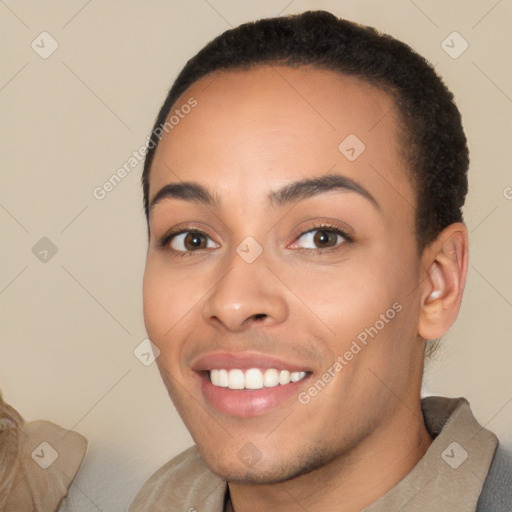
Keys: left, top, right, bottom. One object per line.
{"left": 167, "top": 230, "right": 218, "bottom": 252}
{"left": 292, "top": 226, "right": 350, "bottom": 250}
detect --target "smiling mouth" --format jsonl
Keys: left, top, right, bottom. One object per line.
{"left": 208, "top": 368, "right": 309, "bottom": 390}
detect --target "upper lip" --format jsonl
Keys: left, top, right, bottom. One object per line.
{"left": 191, "top": 351, "right": 312, "bottom": 372}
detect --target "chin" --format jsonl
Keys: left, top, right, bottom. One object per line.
{"left": 198, "top": 444, "right": 336, "bottom": 485}
{"left": 208, "top": 461, "right": 304, "bottom": 485}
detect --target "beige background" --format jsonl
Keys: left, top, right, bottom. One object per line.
{"left": 0, "top": 1, "right": 511, "bottom": 510}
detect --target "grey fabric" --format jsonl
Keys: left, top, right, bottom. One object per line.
{"left": 476, "top": 445, "right": 512, "bottom": 512}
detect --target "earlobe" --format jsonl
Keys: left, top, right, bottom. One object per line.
{"left": 418, "top": 223, "right": 469, "bottom": 340}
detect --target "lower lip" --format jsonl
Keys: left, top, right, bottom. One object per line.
{"left": 199, "top": 373, "right": 310, "bottom": 417}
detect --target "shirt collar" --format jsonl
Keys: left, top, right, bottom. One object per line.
{"left": 363, "top": 396, "right": 498, "bottom": 511}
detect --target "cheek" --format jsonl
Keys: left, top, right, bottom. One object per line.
{"left": 142, "top": 257, "right": 200, "bottom": 345}
{"left": 142, "top": 261, "right": 167, "bottom": 341}
{"left": 293, "top": 263, "right": 399, "bottom": 336}
{"left": 300, "top": 247, "right": 417, "bottom": 356}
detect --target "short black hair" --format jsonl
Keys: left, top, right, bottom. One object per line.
{"left": 142, "top": 10, "right": 468, "bottom": 250}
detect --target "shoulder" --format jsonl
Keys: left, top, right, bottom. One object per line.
{"left": 129, "top": 445, "right": 227, "bottom": 512}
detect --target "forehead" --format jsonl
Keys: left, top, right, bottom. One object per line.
{"left": 149, "top": 65, "right": 414, "bottom": 219}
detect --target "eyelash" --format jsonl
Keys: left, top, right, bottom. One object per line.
{"left": 159, "top": 227, "right": 215, "bottom": 258}
{"left": 290, "top": 223, "right": 353, "bottom": 254}
{"left": 158, "top": 223, "right": 353, "bottom": 258}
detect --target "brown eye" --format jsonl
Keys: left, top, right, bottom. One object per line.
{"left": 295, "top": 228, "right": 347, "bottom": 250}
{"left": 313, "top": 230, "right": 338, "bottom": 248}
{"left": 169, "top": 231, "right": 216, "bottom": 252}
{"left": 184, "top": 232, "right": 206, "bottom": 250}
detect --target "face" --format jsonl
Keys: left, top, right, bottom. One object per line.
{"left": 143, "top": 65, "right": 425, "bottom": 483}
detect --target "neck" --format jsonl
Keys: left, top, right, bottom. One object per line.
{"left": 228, "top": 400, "right": 433, "bottom": 512}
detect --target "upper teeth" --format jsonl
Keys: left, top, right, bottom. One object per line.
{"left": 209, "top": 368, "right": 307, "bottom": 390}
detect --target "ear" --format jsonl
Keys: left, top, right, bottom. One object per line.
{"left": 418, "top": 222, "right": 469, "bottom": 340}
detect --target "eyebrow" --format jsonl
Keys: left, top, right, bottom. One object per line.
{"left": 150, "top": 181, "right": 217, "bottom": 212}
{"left": 269, "top": 174, "right": 379, "bottom": 209}
{"left": 149, "top": 173, "right": 380, "bottom": 213}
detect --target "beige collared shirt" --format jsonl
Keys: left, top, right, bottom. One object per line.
{"left": 129, "top": 396, "right": 498, "bottom": 512}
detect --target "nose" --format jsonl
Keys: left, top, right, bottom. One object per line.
{"left": 201, "top": 250, "right": 288, "bottom": 332}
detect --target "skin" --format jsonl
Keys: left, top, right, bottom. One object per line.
{"left": 143, "top": 65, "right": 468, "bottom": 511}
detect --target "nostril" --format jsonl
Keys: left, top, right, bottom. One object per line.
{"left": 252, "top": 313, "right": 267, "bottom": 321}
